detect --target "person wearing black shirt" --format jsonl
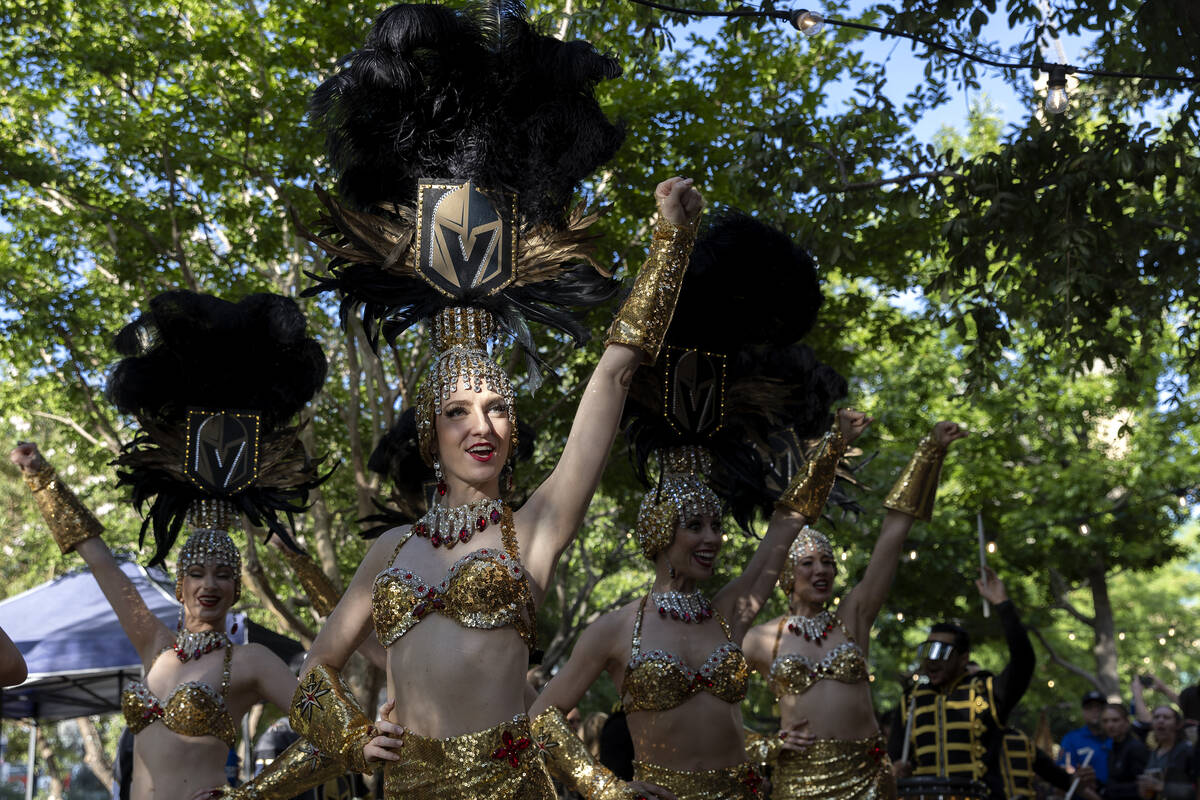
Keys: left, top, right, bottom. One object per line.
{"left": 1102, "top": 703, "right": 1150, "bottom": 800}
{"left": 888, "top": 570, "right": 1035, "bottom": 799}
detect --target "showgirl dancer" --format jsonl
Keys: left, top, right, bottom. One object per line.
{"left": 270, "top": 4, "right": 703, "bottom": 797}
{"left": 12, "top": 291, "right": 345, "bottom": 800}
{"left": 529, "top": 213, "right": 860, "bottom": 800}
{"left": 741, "top": 421, "right": 967, "bottom": 799}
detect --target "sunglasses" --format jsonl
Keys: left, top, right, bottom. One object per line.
{"left": 916, "top": 641, "right": 959, "bottom": 662}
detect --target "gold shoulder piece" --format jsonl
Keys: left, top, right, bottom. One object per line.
{"left": 23, "top": 462, "right": 104, "bottom": 554}
{"left": 883, "top": 435, "right": 947, "bottom": 522}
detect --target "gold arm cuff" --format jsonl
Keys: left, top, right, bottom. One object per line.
{"left": 743, "top": 729, "right": 784, "bottom": 766}
{"left": 883, "top": 434, "right": 946, "bottom": 522}
{"left": 290, "top": 665, "right": 376, "bottom": 775}
{"left": 605, "top": 215, "right": 701, "bottom": 364}
{"left": 279, "top": 548, "right": 341, "bottom": 618}
{"left": 775, "top": 424, "right": 847, "bottom": 519}
{"left": 23, "top": 463, "right": 104, "bottom": 554}
{"left": 532, "top": 707, "right": 632, "bottom": 800}
{"left": 216, "top": 737, "right": 347, "bottom": 800}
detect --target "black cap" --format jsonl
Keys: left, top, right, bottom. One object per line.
{"left": 1082, "top": 690, "right": 1107, "bottom": 706}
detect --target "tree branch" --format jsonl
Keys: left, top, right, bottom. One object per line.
{"left": 1030, "top": 626, "right": 1103, "bottom": 691}
{"left": 1048, "top": 568, "right": 1096, "bottom": 627}
{"left": 837, "top": 169, "right": 959, "bottom": 192}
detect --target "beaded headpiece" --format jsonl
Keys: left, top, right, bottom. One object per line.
{"left": 779, "top": 527, "right": 836, "bottom": 594}
{"left": 175, "top": 525, "right": 242, "bottom": 602}
{"left": 414, "top": 307, "right": 518, "bottom": 466}
{"left": 635, "top": 447, "right": 723, "bottom": 559}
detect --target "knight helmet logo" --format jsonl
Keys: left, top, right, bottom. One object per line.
{"left": 184, "top": 409, "right": 260, "bottom": 495}
{"left": 415, "top": 179, "right": 517, "bottom": 298}
{"left": 664, "top": 347, "right": 726, "bottom": 437}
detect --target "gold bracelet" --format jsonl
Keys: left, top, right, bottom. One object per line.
{"left": 532, "top": 707, "right": 632, "bottom": 800}
{"left": 883, "top": 434, "right": 947, "bottom": 522}
{"left": 775, "top": 423, "right": 847, "bottom": 519}
{"left": 23, "top": 463, "right": 103, "bottom": 554}
{"left": 215, "top": 737, "right": 346, "bottom": 800}
{"left": 605, "top": 215, "right": 701, "bottom": 364}
{"left": 290, "top": 665, "right": 376, "bottom": 775}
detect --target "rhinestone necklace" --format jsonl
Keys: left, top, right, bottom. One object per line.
{"left": 786, "top": 609, "right": 836, "bottom": 643}
{"left": 174, "top": 628, "right": 232, "bottom": 662}
{"left": 413, "top": 498, "right": 504, "bottom": 549}
{"left": 651, "top": 590, "right": 714, "bottom": 624}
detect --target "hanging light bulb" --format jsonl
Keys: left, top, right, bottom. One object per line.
{"left": 1044, "top": 64, "right": 1071, "bottom": 115}
{"left": 790, "top": 9, "right": 825, "bottom": 36}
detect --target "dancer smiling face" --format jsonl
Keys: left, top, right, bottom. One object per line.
{"left": 656, "top": 512, "right": 723, "bottom": 585}
{"left": 179, "top": 561, "right": 238, "bottom": 632}
{"left": 789, "top": 544, "right": 837, "bottom": 613}
{"left": 432, "top": 383, "right": 514, "bottom": 501}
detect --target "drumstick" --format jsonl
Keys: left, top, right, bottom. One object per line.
{"left": 1064, "top": 748, "right": 1094, "bottom": 800}
{"left": 902, "top": 690, "right": 916, "bottom": 762}
{"left": 978, "top": 512, "right": 989, "bottom": 618}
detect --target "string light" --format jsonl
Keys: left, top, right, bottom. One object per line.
{"left": 1068, "top": 633, "right": 1076, "bottom": 641}
{"left": 909, "top": 550, "right": 918, "bottom": 560}
{"left": 1168, "top": 627, "right": 1176, "bottom": 636}
{"left": 1159, "top": 637, "right": 1167, "bottom": 645}
{"left": 897, "top": 612, "right": 905, "bottom": 621}
{"left": 625, "top": 0, "right": 1200, "bottom": 112}
{"left": 1080, "top": 524, "right": 1090, "bottom": 536}
{"left": 986, "top": 541, "right": 997, "bottom": 554}
{"left": 1048, "top": 680, "right": 1056, "bottom": 688}
{"left": 1044, "top": 64, "right": 1071, "bottom": 114}
{"left": 1118, "top": 632, "right": 1126, "bottom": 640}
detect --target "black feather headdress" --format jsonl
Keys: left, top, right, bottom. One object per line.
{"left": 107, "top": 291, "right": 330, "bottom": 566}
{"left": 300, "top": 1, "right": 625, "bottom": 382}
{"left": 622, "top": 211, "right": 849, "bottom": 556}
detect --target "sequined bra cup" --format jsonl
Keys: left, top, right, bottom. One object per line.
{"left": 120, "top": 645, "right": 238, "bottom": 748}
{"left": 622, "top": 594, "right": 750, "bottom": 713}
{"left": 767, "top": 615, "right": 869, "bottom": 697}
{"left": 371, "top": 504, "right": 536, "bottom": 648}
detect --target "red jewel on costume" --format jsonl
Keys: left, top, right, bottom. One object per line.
{"left": 491, "top": 729, "right": 531, "bottom": 767}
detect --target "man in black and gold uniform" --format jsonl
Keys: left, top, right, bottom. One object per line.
{"left": 888, "top": 570, "right": 1035, "bottom": 798}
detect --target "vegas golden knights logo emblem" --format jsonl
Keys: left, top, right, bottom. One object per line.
{"left": 415, "top": 179, "right": 517, "bottom": 298}
{"left": 184, "top": 409, "right": 260, "bottom": 495}
{"left": 663, "top": 347, "right": 726, "bottom": 437}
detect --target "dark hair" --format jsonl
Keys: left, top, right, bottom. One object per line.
{"left": 931, "top": 622, "right": 970, "bottom": 653}
{"left": 1104, "top": 703, "right": 1129, "bottom": 717}
{"left": 598, "top": 711, "right": 634, "bottom": 781}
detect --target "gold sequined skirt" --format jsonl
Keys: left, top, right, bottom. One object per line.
{"left": 773, "top": 735, "right": 896, "bottom": 800}
{"left": 383, "top": 715, "right": 555, "bottom": 800}
{"left": 633, "top": 760, "right": 765, "bottom": 800}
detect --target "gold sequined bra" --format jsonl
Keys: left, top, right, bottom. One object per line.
{"left": 621, "top": 594, "right": 750, "bottom": 713}
{"left": 767, "top": 615, "right": 869, "bottom": 697}
{"left": 121, "top": 645, "right": 238, "bottom": 748}
{"left": 372, "top": 503, "right": 536, "bottom": 648}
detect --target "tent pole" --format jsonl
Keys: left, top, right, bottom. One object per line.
{"left": 25, "top": 720, "right": 36, "bottom": 800}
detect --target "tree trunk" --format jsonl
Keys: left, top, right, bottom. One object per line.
{"left": 75, "top": 716, "right": 114, "bottom": 788}
{"left": 37, "top": 729, "right": 66, "bottom": 800}
{"left": 1088, "top": 557, "right": 1121, "bottom": 699}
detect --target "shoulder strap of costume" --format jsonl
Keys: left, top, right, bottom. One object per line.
{"left": 631, "top": 594, "right": 650, "bottom": 660}
{"left": 220, "top": 644, "right": 234, "bottom": 698}
{"left": 714, "top": 607, "right": 734, "bottom": 641}
{"left": 500, "top": 503, "right": 538, "bottom": 650}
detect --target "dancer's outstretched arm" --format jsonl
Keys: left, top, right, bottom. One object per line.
{"left": 840, "top": 421, "right": 967, "bottom": 639}
{"left": 520, "top": 177, "right": 704, "bottom": 592}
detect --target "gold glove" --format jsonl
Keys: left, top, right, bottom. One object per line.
{"left": 883, "top": 434, "right": 947, "bottom": 522}
{"left": 278, "top": 547, "right": 341, "bottom": 618}
{"left": 22, "top": 462, "right": 103, "bottom": 554}
{"left": 743, "top": 728, "right": 784, "bottom": 766}
{"left": 606, "top": 215, "right": 700, "bottom": 364}
{"left": 776, "top": 422, "right": 847, "bottom": 519}
{"left": 289, "top": 665, "right": 376, "bottom": 775}
{"left": 214, "top": 737, "right": 347, "bottom": 800}
{"left": 532, "top": 707, "right": 632, "bottom": 800}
